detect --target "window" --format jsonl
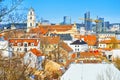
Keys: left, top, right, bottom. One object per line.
{"left": 75, "top": 49, "right": 77, "bottom": 51}
{"left": 30, "top": 23, "right": 32, "bottom": 26}
{"left": 17, "top": 48, "right": 21, "bottom": 51}
{"left": 17, "top": 43, "right": 21, "bottom": 46}
{"left": 30, "top": 12, "right": 32, "bottom": 15}
{"left": 30, "top": 17, "right": 32, "bottom": 20}
{"left": 108, "top": 55, "right": 112, "bottom": 59}
{"left": 54, "top": 45, "right": 57, "bottom": 48}
{"left": 24, "top": 48, "right": 27, "bottom": 52}
{"left": 29, "top": 53, "right": 31, "bottom": 57}
{"left": 24, "top": 43, "right": 28, "bottom": 47}
{"left": 17, "top": 48, "right": 19, "bottom": 51}
{"left": 20, "top": 48, "right": 21, "bottom": 51}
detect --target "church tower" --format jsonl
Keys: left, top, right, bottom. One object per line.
{"left": 27, "top": 8, "right": 36, "bottom": 32}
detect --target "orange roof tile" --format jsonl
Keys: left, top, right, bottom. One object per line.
{"left": 29, "top": 25, "right": 72, "bottom": 34}
{"left": 30, "top": 27, "right": 48, "bottom": 35}
{"left": 30, "top": 48, "right": 42, "bottom": 56}
{"left": 71, "top": 53, "right": 76, "bottom": 59}
{"left": 79, "top": 51, "right": 101, "bottom": 58}
{"left": 60, "top": 42, "right": 73, "bottom": 52}
{"left": 75, "top": 35, "right": 97, "bottom": 46}
{"left": 40, "top": 36, "right": 60, "bottom": 44}
{"left": 9, "top": 39, "right": 39, "bottom": 46}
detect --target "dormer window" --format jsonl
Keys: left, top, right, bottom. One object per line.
{"left": 31, "top": 43, "right": 34, "bottom": 46}
{"left": 17, "top": 43, "right": 21, "bottom": 46}
{"left": 24, "top": 43, "right": 28, "bottom": 47}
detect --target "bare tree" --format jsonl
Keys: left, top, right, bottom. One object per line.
{"left": 114, "top": 57, "right": 120, "bottom": 70}
{"left": 0, "top": 0, "right": 24, "bottom": 19}
{"left": 0, "top": 56, "right": 31, "bottom": 80}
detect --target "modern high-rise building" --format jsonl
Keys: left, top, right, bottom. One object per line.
{"left": 84, "top": 11, "right": 91, "bottom": 31}
{"left": 104, "top": 21, "right": 110, "bottom": 31}
{"left": 63, "top": 16, "right": 71, "bottom": 25}
{"left": 97, "top": 17, "right": 104, "bottom": 32}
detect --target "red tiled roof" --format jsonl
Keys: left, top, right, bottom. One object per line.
{"left": 30, "top": 27, "right": 48, "bottom": 34}
{"left": 40, "top": 36, "right": 60, "bottom": 44}
{"left": 75, "top": 35, "right": 97, "bottom": 46}
{"left": 71, "top": 53, "right": 76, "bottom": 59}
{"left": 60, "top": 42, "right": 73, "bottom": 52}
{"left": 80, "top": 51, "right": 101, "bottom": 58}
{"left": 9, "top": 39, "right": 39, "bottom": 46}
{"left": 30, "top": 48, "right": 42, "bottom": 56}
{"left": 29, "top": 25, "right": 72, "bottom": 34}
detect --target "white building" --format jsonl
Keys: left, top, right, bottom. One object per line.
{"left": 61, "top": 64, "right": 120, "bottom": 80}
{"left": 24, "top": 48, "right": 45, "bottom": 69}
{"left": 70, "top": 40, "right": 89, "bottom": 52}
{"left": 112, "top": 49, "right": 120, "bottom": 60}
{"left": 9, "top": 38, "right": 40, "bottom": 53}
{"left": 27, "top": 8, "right": 36, "bottom": 32}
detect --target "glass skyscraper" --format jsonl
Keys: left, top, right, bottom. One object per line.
{"left": 104, "top": 21, "right": 110, "bottom": 30}
{"left": 63, "top": 16, "right": 71, "bottom": 25}
{"left": 98, "top": 17, "right": 104, "bottom": 32}
{"left": 84, "top": 11, "right": 91, "bottom": 31}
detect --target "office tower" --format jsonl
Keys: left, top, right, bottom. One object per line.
{"left": 98, "top": 17, "right": 104, "bottom": 32}
{"left": 104, "top": 21, "right": 110, "bottom": 31}
{"left": 84, "top": 11, "right": 91, "bottom": 31}
{"left": 63, "top": 16, "right": 71, "bottom": 25}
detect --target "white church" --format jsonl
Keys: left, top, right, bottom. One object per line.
{"left": 27, "top": 7, "right": 36, "bottom": 32}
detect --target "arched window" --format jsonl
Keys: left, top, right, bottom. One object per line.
{"left": 30, "top": 12, "right": 32, "bottom": 15}
{"left": 30, "top": 23, "right": 32, "bottom": 26}
{"left": 30, "top": 17, "right": 32, "bottom": 20}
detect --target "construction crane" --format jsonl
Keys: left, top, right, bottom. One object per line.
{"left": 79, "top": 18, "right": 102, "bottom": 33}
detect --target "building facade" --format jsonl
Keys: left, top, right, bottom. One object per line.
{"left": 9, "top": 38, "right": 40, "bottom": 53}
{"left": 70, "top": 40, "right": 89, "bottom": 52}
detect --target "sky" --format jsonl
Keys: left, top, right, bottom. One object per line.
{"left": 11, "top": 0, "right": 120, "bottom": 23}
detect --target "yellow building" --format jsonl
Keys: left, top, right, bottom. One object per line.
{"left": 98, "top": 37, "right": 120, "bottom": 49}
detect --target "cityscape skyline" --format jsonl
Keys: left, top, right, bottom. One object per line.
{"left": 21, "top": 0, "right": 120, "bottom": 23}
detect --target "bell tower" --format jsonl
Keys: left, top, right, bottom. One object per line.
{"left": 27, "top": 7, "right": 36, "bottom": 32}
